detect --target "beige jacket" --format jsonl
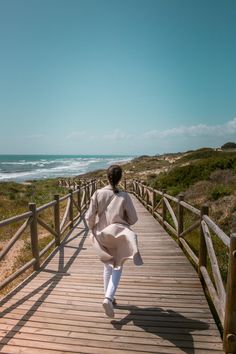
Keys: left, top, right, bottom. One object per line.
{"left": 85, "top": 185, "right": 143, "bottom": 267}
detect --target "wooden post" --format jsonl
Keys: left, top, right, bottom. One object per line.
{"left": 198, "top": 204, "right": 209, "bottom": 279}
{"left": 86, "top": 182, "right": 89, "bottom": 204}
{"left": 223, "top": 233, "right": 236, "bottom": 353}
{"left": 29, "top": 203, "right": 40, "bottom": 270}
{"left": 54, "top": 194, "right": 60, "bottom": 246}
{"left": 94, "top": 179, "right": 97, "bottom": 193}
{"left": 85, "top": 183, "right": 88, "bottom": 206}
{"left": 141, "top": 184, "right": 145, "bottom": 204}
{"left": 77, "top": 185, "right": 81, "bottom": 213}
{"left": 92, "top": 179, "right": 95, "bottom": 194}
{"left": 86, "top": 182, "right": 90, "bottom": 205}
{"left": 162, "top": 190, "right": 167, "bottom": 228}
{"left": 137, "top": 180, "right": 140, "bottom": 198}
{"left": 177, "top": 193, "right": 184, "bottom": 240}
{"left": 89, "top": 181, "right": 92, "bottom": 200}
{"left": 133, "top": 180, "right": 136, "bottom": 195}
{"left": 152, "top": 188, "right": 156, "bottom": 216}
{"left": 146, "top": 188, "right": 149, "bottom": 208}
{"left": 69, "top": 188, "right": 74, "bottom": 229}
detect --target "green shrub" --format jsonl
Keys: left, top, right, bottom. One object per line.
{"left": 179, "top": 148, "right": 216, "bottom": 162}
{"left": 148, "top": 173, "right": 158, "bottom": 179}
{"left": 167, "top": 186, "right": 183, "bottom": 196}
{"left": 221, "top": 142, "right": 236, "bottom": 149}
{"left": 153, "top": 153, "right": 236, "bottom": 192}
{"left": 210, "top": 185, "right": 232, "bottom": 200}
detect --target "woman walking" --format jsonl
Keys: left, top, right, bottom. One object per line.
{"left": 85, "top": 165, "right": 143, "bottom": 318}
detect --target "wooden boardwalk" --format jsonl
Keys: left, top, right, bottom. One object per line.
{"left": 0, "top": 196, "right": 223, "bottom": 353}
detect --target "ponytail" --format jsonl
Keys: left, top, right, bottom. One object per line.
{"left": 107, "top": 165, "right": 122, "bottom": 194}
{"left": 110, "top": 181, "right": 119, "bottom": 194}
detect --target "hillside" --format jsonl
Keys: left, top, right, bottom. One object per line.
{"left": 142, "top": 148, "right": 236, "bottom": 235}
{"left": 80, "top": 147, "right": 236, "bottom": 235}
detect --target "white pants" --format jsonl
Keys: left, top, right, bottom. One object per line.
{"left": 103, "top": 264, "right": 122, "bottom": 301}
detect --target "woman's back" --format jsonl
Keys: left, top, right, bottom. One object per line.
{"left": 86, "top": 185, "right": 138, "bottom": 232}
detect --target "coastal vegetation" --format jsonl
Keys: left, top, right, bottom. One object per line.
{"left": 0, "top": 179, "right": 66, "bottom": 221}
{"left": 0, "top": 180, "right": 67, "bottom": 294}
{"left": 1, "top": 145, "right": 236, "bottom": 294}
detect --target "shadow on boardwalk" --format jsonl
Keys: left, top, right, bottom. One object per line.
{"left": 0, "top": 215, "right": 88, "bottom": 351}
{"left": 112, "top": 305, "right": 210, "bottom": 354}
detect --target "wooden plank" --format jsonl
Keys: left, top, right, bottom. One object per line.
{"left": 0, "top": 329, "right": 224, "bottom": 350}
{"left": 0, "top": 312, "right": 220, "bottom": 334}
{"left": 0, "top": 321, "right": 222, "bottom": 343}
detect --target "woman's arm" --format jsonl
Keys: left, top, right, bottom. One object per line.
{"left": 124, "top": 193, "right": 138, "bottom": 225}
{"left": 85, "top": 191, "right": 98, "bottom": 229}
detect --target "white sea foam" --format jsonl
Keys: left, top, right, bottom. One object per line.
{"left": 0, "top": 155, "right": 133, "bottom": 182}
{"left": 0, "top": 171, "right": 36, "bottom": 180}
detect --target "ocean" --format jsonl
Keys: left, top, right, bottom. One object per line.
{"left": 0, "top": 155, "right": 134, "bottom": 182}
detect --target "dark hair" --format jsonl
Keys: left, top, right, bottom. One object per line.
{"left": 107, "top": 165, "right": 122, "bottom": 194}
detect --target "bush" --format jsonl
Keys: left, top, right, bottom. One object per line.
{"left": 210, "top": 185, "right": 232, "bottom": 200}
{"left": 153, "top": 153, "right": 236, "bottom": 191}
{"left": 148, "top": 173, "right": 158, "bottom": 179}
{"left": 179, "top": 148, "right": 216, "bottom": 162}
{"left": 210, "top": 169, "right": 236, "bottom": 184}
{"left": 221, "top": 142, "right": 236, "bottom": 149}
{"left": 167, "top": 186, "right": 184, "bottom": 196}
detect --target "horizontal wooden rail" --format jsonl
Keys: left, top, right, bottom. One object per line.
{"left": 163, "top": 193, "right": 178, "bottom": 203}
{"left": 0, "top": 211, "right": 32, "bottom": 228}
{"left": 179, "top": 200, "right": 201, "bottom": 216}
{"left": 0, "top": 258, "right": 36, "bottom": 291}
{"left": 59, "top": 193, "right": 70, "bottom": 202}
{"left": 36, "top": 200, "right": 57, "bottom": 213}
{"left": 203, "top": 214, "right": 230, "bottom": 248}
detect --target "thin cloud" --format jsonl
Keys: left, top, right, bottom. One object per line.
{"left": 27, "top": 134, "right": 47, "bottom": 139}
{"left": 144, "top": 117, "right": 236, "bottom": 139}
{"left": 65, "top": 131, "right": 86, "bottom": 140}
{"left": 103, "top": 130, "right": 132, "bottom": 141}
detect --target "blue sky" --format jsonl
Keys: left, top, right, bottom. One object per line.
{"left": 0, "top": 0, "right": 236, "bottom": 155}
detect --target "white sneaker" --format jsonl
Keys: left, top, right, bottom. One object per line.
{"left": 102, "top": 298, "right": 114, "bottom": 318}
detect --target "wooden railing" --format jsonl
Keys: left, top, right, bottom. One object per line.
{"left": 0, "top": 179, "right": 97, "bottom": 291}
{"left": 59, "top": 177, "right": 127, "bottom": 191}
{"left": 1, "top": 176, "right": 235, "bottom": 352}
{"left": 131, "top": 179, "right": 236, "bottom": 354}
